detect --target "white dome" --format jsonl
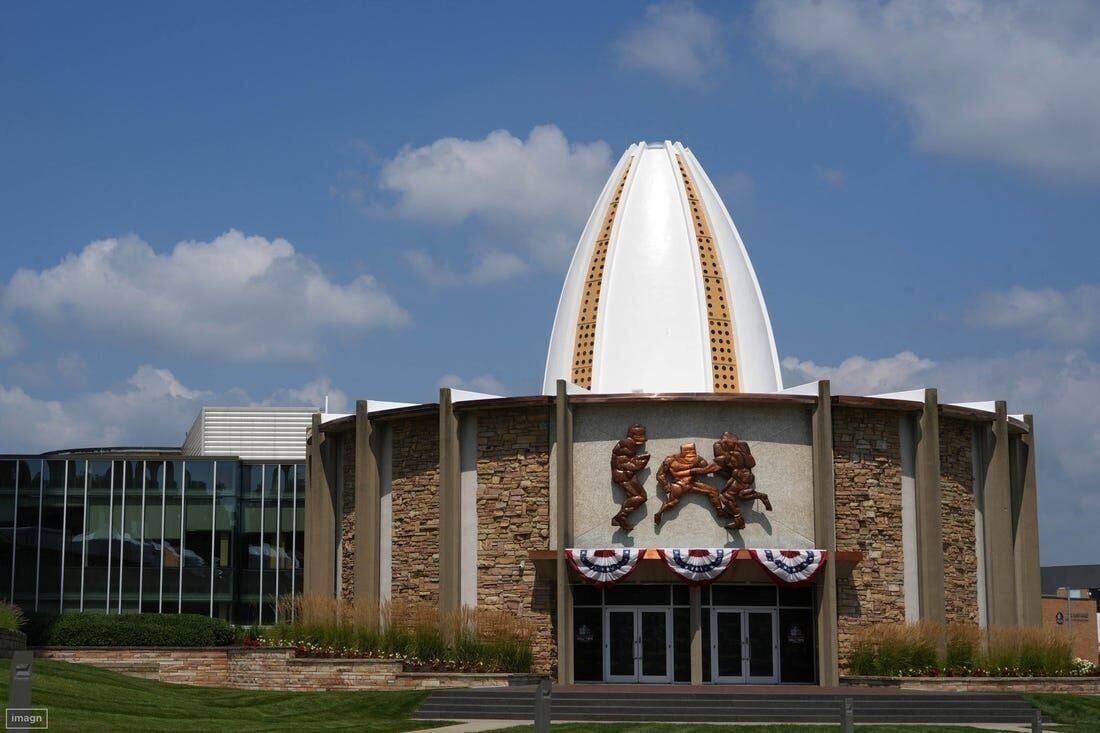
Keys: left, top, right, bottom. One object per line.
{"left": 543, "top": 141, "right": 782, "bottom": 395}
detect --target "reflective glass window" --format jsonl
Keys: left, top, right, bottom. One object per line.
{"left": 83, "top": 460, "right": 113, "bottom": 610}
{"left": 0, "top": 461, "right": 16, "bottom": 600}
{"left": 161, "top": 461, "right": 183, "bottom": 612}
{"left": 236, "top": 463, "right": 264, "bottom": 625}
{"left": 63, "top": 460, "right": 86, "bottom": 609}
{"left": 181, "top": 461, "right": 214, "bottom": 614}
{"left": 141, "top": 462, "right": 163, "bottom": 613}
{"left": 38, "top": 460, "right": 66, "bottom": 613}
{"left": 212, "top": 461, "right": 236, "bottom": 620}
{"left": 115, "top": 461, "right": 143, "bottom": 612}
{"left": 13, "top": 459, "right": 42, "bottom": 607}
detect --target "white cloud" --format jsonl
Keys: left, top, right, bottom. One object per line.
{"left": 815, "top": 166, "right": 846, "bottom": 186}
{"left": 0, "top": 320, "right": 22, "bottom": 359}
{"left": 757, "top": 0, "right": 1100, "bottom": 180}
{"left": 1, "top": 230, "right": 409, "bottom": 362}
{"left": 0, "top": 366, "right": 338, "bottom": 454}
{"left": 782, "top": 350, "right": 934, "bottom": 394}
{"left": 377, "top": 125, "right": 613, "bottom": 273}
{"left": 437, "top": 373, "right": 511, "bottom": 396}
{"left": 614, "top": 1, "right": 727, "bottom": 86}
{"left": 966, "top": 283, "right": 1100, "bottom": 343}
{"left": 404, "top": 250, "right": 530, "bottom": 287}
{"left": 56, "top": 353, "right": 88, "bottom": 387}
{"left": 782, "top": 346, "right": 1100, "bottom": 563}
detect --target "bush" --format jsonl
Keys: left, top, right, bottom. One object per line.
{"left": 0, "top": 602, "right": 24, "bottom": 632}
{"left": 21, "top": 611, "right": 58, "bottom": 646}
{"left": 264, "top": 595, "right": 535, "bottom": 673}
{"left": 41, "top": 613, "right": 235, "bottom": 647}
{"left": 848, "top": 622, "right": 1080, "bottom": 677}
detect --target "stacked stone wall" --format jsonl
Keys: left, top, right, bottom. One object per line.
{"left": 475, "top": 407, "right": 555, "bottom": 675}
{"left": 833, "top": 407, "right": 905, "bottom": 667}
{"left": 390, "top": 415, "right": 441, "bottom": 603}
{"left": 940, "top": 417, "right": 979, "bottom": 624}
{"left": 340, "top": 434, "right": 355, "bottom": 601}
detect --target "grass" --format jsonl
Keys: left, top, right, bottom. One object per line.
{"left": 0, "top": 658, "right": 438, "bottom": 732}
{"left": 495, "top": 721, "right": 1007, "bottom": 726}
{"left": 1025, "top": 693, "right": 1100, "bottom": 733}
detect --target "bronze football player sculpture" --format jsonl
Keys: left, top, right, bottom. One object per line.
{"left": 654, "top": 442, "right": 725, "bottom": 525}
{"left": 610, "top": 424, "right": 651, "bottom": 530}
{"left": 712, "top": 431, "right": 771, "bottom": 530}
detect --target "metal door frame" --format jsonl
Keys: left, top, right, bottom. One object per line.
{"left": 710, "top": 607, "right": 779, "bottom": 684}
{"left": 602, "top": 606, "right": 673, "bottom": 683}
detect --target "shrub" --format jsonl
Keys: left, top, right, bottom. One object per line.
{"left": 265, "top": 594, "right": 535, "bottom": 673}
{"left": 0, "top": 602, "right": 24, "bottom": 632}
{"left": 848, "top": 622, "right": 1080, "bottom": 677}
{"left": 41, "top": 613, "right": 235, "bottom": 647}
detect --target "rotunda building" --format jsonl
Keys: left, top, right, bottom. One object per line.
{"left": 310, "top": 141, "right": 1042, "bottom": 685}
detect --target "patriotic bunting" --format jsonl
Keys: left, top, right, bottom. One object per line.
{"left": 657, "top": 548, "right": 735, "bottom": 585}
{"left": 566, "top": 548, "right": 641, "bottom": 587}
{"left": 749, "top": 548, "right": 828, "bottom": 587}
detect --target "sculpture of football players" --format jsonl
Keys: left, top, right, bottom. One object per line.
{"left": 610, "top": 424, "right": 651, "bottom": 531}
{"left": 654, "top": 442, "right": 724, "bottom": 525}
{"left": 712, "top": 431, "right": 771, "bottom": 530}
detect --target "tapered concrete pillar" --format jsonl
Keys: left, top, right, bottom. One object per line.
{"left": 354, "top": 400, "right": 381, "bottom": 608}
{"left": 690, "top": 585, "right": 703, "bottom": 685}
{"left": 916, "top": 389, "right": 946, "bottom": 628}
{"left": 983, "top": 401, "right": 1018, "bottom": 627}
{"left": 554, "top": 379, "right": 574, "bottom": 685}
{"left": 439, "top": 389, "right": 462, "bottom": 616}
{"left": 1014, "top": 415, "right": 1042, "bottom": 626}
{"left": 304, "top": 412, "right": 337, "bottom": 597}
{"left": 812, "top": 380, "right": 839, "bottom": 686}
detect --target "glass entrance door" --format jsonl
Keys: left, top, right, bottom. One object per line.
{"left": 603, "top": 607, "right": 672, "bottom": 682}
{"left": 711, "top": 608, "right": 778, "bottom": 683}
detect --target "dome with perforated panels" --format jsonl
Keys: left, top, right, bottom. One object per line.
{"left": 543, "top": 141, "right": 782, "bottom": 395}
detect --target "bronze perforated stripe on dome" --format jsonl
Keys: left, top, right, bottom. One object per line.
{"left": 570, "top": 158, "right": 633, "bottom": 389}
{"left": 675, "top": 154, "right": 740, "bottom": 393}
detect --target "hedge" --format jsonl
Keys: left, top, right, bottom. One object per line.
{"left": 39, "top": 612, "right": 235, "bottom": 647}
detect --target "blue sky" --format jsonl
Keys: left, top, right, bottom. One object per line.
{"left": 1, "top": 1, "right": 1098, "bottom": 563}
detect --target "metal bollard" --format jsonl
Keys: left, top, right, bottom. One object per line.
{"left": 1032, "top": 707, "right": 1043, "bottom": 733}
{"left": 8, "top": 650, "right": 33, "bottom": 732}
{"left": 840, "top": 696, "right": 854, "bottom": 733}
{"left": 534, "top": 678, "right": 552, "bottom": 733}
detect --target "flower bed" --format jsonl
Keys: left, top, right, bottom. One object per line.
{"left": 848, "top": 621, "right": 1098, "bottom": 678}
{"left": 254, "top": 595, "right": 535, "bottom": 674}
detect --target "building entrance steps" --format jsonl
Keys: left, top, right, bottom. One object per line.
{"left": 413, "top": 685, "right": 1044, "bottom": 725}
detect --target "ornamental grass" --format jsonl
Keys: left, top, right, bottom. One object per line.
{"left": 849, "top": 621, "right": 1080, "bottom": 677}
{"left": 263, "top": 594, "right": 534, "bottom": 673}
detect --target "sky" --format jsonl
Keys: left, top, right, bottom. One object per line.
{"left": 1, "top": 1, "right": 1098, "bottom": 564}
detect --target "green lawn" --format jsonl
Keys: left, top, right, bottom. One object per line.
{"left": 495, "top": 726, "right": 1020, "bottom": 733}
{"left": 0, "top": 659, "right": 441, "bottom": 732}
{"left": 1025, "top": 693, "right": 1100, "bottom": 733}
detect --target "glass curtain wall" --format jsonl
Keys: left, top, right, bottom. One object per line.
{"left": 0, "top": 456, "right": 303, "bottom": 623}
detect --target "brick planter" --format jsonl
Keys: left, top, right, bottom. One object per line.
{"left": 843, "top": 674, "right": 1100, "bottom": 693}
{"left": 36, "top": 646, "right": 539, "bottom": 691}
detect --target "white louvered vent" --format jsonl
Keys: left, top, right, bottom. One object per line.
{"left": 182, "top": 407, "right": 317, "bottom": 462}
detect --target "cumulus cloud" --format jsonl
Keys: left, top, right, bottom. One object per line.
{"left": 437, "top": 373, "right": 511, "bottom": 396}
{"left": 0, "top": 230, "right": 409, "bottom": 362}
{"left": 782, "top": 346, "right": 1100, "bottom": 563}
{"left": 966, "top": 283, "right": 1100, "bottom": 343}
{"left": 404, "top": 250, "right": 530, "bottom": 287}
{"left": 614, "top": 1, "right": 727, "bottom": 86}
{"left": 757, "top": 0, "right": 1100, "bottom": 180}
{"left": 376, "top": 125, "right": 613, "bottom": 273}
{"left": 0, "top": 366, "right": 338, "bottom": 454}
{"left": 0, "top": 320, "right": 22, "bottom": 359}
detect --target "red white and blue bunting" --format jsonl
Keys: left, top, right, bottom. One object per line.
{"left": 566, "top": 548, "right": 641, "bottom": 588}
{"left": 749, "top": 548, "right": 828, "bottom": 587}
{"left": 657, "top": 548, "right": 735, "bottom": 586}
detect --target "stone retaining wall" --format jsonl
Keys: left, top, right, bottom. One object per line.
{"left": 36, "top": 647, "right": 538, "bottom": 690}
{"left": 843, "top": 674, "right": 1100, "bottom": 693}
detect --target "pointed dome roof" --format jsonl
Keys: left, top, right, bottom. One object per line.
{"left": 543, "top": 141, "right": 782, "bottom": 395}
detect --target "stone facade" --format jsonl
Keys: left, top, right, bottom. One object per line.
{"left": 833, "top": 408, "right": 905, "bottom": 667}
{"left": 939, "top": 417, "right": 979, "bottom": 624}
{"left": 475, "top": 407, "right": 555, "bottom": 676}
{"left": 36, "top": 647, "right": 538, "bottom": 690}
{"left": 340, "top": 434, "right": 356, "bottom": 601}
{"left": 843, "top": 675, "right": 1100, "bottom": 693}
{"left": 390, "top": 415, "right": 441, "bottom": 603}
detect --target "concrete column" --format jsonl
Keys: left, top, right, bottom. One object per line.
{"left": 916, "top": 389, "right": 946, "bottom": 628}
{"left": 812, "top": 380, "right": 839, "bottom": 686}
{"left": 438, "top": 389, "right": 462, "bottom": 615}
{"left": 983, "top": 401, "right": 1018, "bottom": 627}
{"left": 304, "top": 413, "right": 337, "bottom": 597}
{"left": 554, "top": 379, "right": 574, "bottom": 685}
{"left": 353, "top": 400, "right": 381, "bottom": 608}
{"left": 690, "top": 585, "right": 703, "bottom": 685}
{"left": 1014, "top": 415, "right": 1042, "bottom": 626}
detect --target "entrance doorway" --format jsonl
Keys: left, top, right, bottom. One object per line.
{"left": 603, "top": 607, "right": 673, "bottom": 682}
{"left": 710, "top": 608, "right": 779, "bottom": 683}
